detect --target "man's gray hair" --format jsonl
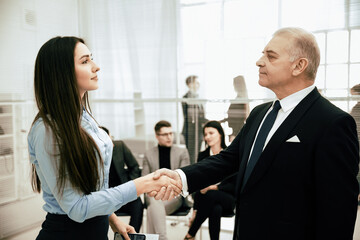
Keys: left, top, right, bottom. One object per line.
{"left": 274, "top": 27, "right": 320, "bottom": 80}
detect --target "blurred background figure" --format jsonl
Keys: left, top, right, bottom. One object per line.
{"left": 349, "top": 84, "right": 360, "bottom": 204}
{"left": 223, "top": 75, "right": 249, "bottom": 142}
{"left": 184, "top": 121, "right": 236, "bottom": 240}
{"left": 182, "top": 75, "right": 208, "bottom": 164}
{"left": 142, "top": 120, "right": 190, "bottom": 240}
{"left": 100, "top": 126, "right": 144, "bottom": 232}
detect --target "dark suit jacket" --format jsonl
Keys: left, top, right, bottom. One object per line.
{"left": 197, "top": 148, "right": 236, "bottom": 196}
{"left": 193, "top": 148, "right": 237, "bottom": 211}
{"left": 181, "top": 88, "right": 359, "bottom": 240}
{"left": 109, "top": 140, "right": 141, "bottom": 186}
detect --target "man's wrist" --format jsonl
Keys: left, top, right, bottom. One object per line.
{"left": 175, "top": 169, "right": 189, "bottom": 197}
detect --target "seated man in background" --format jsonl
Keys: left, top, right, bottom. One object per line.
{"left": 142, "top": 120, "right": 190, "bottom": 240}
{"left": 100, "top": 126, "right": 144, "bottom": 232}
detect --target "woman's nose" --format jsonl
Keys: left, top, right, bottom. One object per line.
{"left": 92, "top": 62, "right": 100, "bottom": 72}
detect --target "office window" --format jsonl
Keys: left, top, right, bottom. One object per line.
{"left": 351, "top": 30, "right": 360, "bottom": 62}
{"left": 180, "top": 0, "right": 360, "bottom": 115}
{"left": 327, "top": 31, "right": 348, "bottom": 64}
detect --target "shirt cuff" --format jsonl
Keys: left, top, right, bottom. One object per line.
{"left": 175, "top": 169, "right": 189, "bottom": 197}
{"left": 121, "top": 180, "right": 138, "bottom": 203}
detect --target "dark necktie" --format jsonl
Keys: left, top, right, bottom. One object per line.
{"left": 242, "top": 100, "right": 281, "bottom": 188}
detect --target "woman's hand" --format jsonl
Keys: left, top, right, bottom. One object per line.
{"left": 150, "top": 168, "right": 183, "bottom": 200}
{"left": 109, "top": 213, "right": 135, "bottom": 240}
{"left": 200, "top": 184, "right": 218, "bottom": 194}
{"left": 133, "top": 172, "right": 182, "bottom": 199}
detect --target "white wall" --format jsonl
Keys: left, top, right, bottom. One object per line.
{"left": 0, "top": 0, "right": 79, "bottom": 100}
{"left": 0, "top": 0, "right": 79, "bottom": 238}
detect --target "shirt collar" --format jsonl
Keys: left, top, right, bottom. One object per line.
{"left": 278, "top": 85, "right": 315, "bottom": 113}
{"left": 209, "top": 148, "right": 222, "bottom": 156}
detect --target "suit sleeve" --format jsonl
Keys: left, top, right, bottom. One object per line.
{"left": 314, "top": 114, "right": 359, "bottom": 239}
{"left": 217, "top": 173, "right": 237, "bottom": 196}
{"left": 181, "top": 127, "right": 243, "bottom": 193}
{"left": 120, "top": 141, "right": 141, "bottom": 179}
{"left": 141, "top": 153, "right": 151, "bottom": 176}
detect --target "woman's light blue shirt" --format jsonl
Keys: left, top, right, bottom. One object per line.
{"left": 28, "top": 110, "right": 137, "bottom": 223}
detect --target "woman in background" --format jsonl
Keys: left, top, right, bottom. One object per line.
{"left": 184, "top": 121, "right": 236, "bottom": 240}
{"left": 29, "top": 36, "right": 179, "bottom": 240}
{"left": 223, "top": 75, "right": 249, "bottom": 142}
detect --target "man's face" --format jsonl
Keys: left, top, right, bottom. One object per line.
{"left": 156, "top": 127, "right": 173, "bottom": 147}
{"left": 188, "top": 80, "right": 200, "bottom": 93}
{"left": 256, "top": 35, "right": 296, "bottom": 97}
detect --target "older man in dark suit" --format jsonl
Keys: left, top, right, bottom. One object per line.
{"left": 152, "top": 27, "right": 359, "bottom": 240}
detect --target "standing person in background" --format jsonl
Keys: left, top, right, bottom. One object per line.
{"left": 29, "top": 36, "right": 180, "bottom": 240}
{"left": 182, "top": 75, "right": 208, "bottom": 164}
{"left": 349, "top": 84, "right": 360, "bottom": 204}
{"left": 142, "top": 120, "right": 190, "bottom": 240}
{"left": 99, "top": 126, "right": 144, "bottom": 232}
{"left": 223, "top": 75, "right": 249, "bottom": 142}
{"left": 184, "top": 121, "right": 236, "bottom": 240}
{"left": 153, "top": 27, "right": 359, "bottom": 240}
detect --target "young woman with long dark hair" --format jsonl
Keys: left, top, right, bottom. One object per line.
{"left": 29, "top": 36, "right": 179, "bottom": 240}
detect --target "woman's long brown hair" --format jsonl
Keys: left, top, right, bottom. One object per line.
{"left": 31, "top": 36, "right": 103, "bottom": 195}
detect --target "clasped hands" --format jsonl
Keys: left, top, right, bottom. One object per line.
{"left": 134, "top": 168, "right": 183, "bottom": 201}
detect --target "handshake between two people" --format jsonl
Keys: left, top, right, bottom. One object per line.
{"left": 133, "top": 168, "right": 182, "bottom": 201}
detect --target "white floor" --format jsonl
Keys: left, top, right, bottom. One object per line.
{"left": 2, "top": 207, "right": 360, "bottom": 240}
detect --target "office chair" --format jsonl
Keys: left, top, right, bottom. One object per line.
{"left": 168, "top": 197, "right": 192, "bottom": 227}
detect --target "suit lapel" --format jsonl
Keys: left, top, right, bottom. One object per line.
{"left": 170, "top": 147, "right": 177, "bottom": 170}
{"left": 152, "top": 147, "right": 160, "bottom": 171}
{"left": 236, "top": 102, "right": 272, "bottom": 193}
{"left": 242, "top": 88, "right": 321, "bottom": 192}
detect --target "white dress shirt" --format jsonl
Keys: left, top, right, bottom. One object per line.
{"left": 178, "top": 85, "right": 315, "bottom": 196}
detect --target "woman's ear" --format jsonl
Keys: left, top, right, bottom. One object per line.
{"left": 292, "top": 58, "right": 308, "bottom": 77}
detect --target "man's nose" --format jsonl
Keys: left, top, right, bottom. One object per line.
{"left": 256, "top": 59, "right": 264, "bottom": 67}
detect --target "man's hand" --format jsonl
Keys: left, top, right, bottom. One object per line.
{"left": 133, "top": 172, "right": 181, "bottom": 201}
{"left": 150, "top": 168, "right": 183, "bottom": 200}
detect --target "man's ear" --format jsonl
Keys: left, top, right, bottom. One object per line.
{"left": 292, "top": 58, "right": 308, "bottom": 77}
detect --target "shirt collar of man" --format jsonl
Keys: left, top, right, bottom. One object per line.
{"left": 278, "top": 85, "right": 315, "bottom": 113}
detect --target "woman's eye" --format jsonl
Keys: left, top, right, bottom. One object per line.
{"left": 82, "top": 60, "right": 88, "bottom": 64}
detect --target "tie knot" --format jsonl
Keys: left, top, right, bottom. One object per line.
{"left": 273, "top": 100, "right": 281, "bottom": 111}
